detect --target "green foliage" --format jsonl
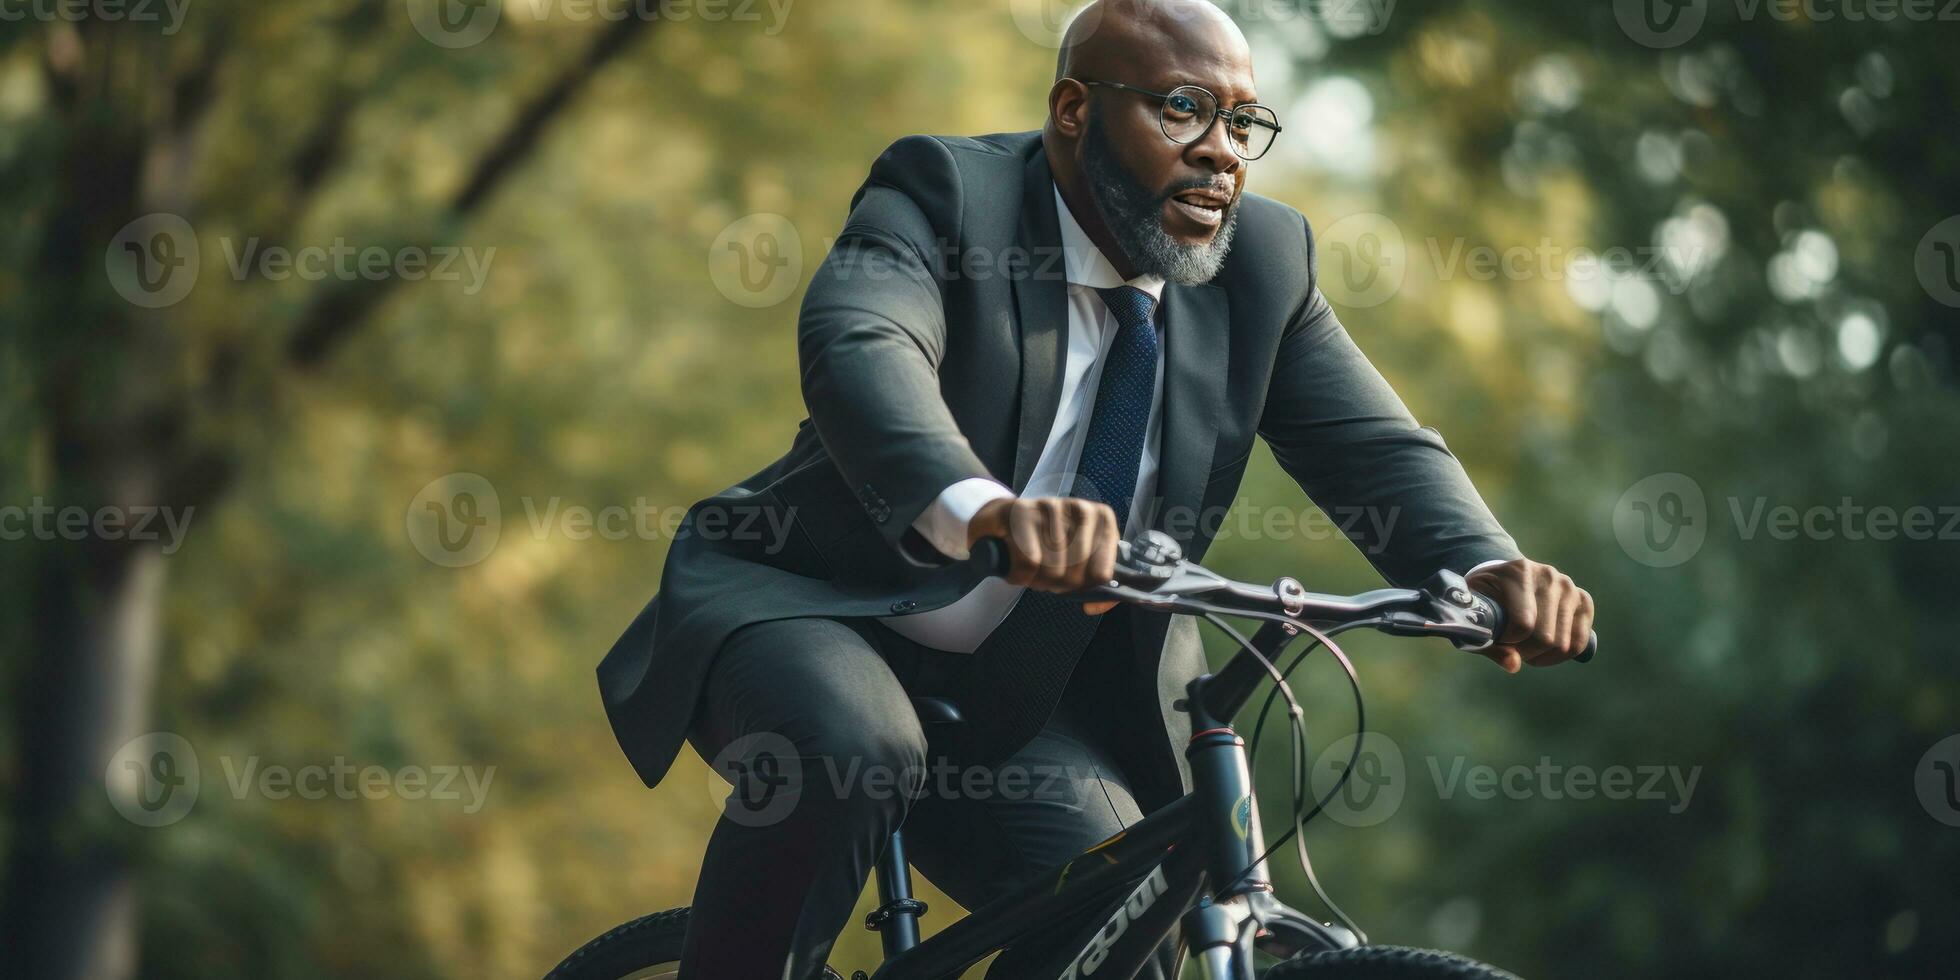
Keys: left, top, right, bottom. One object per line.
{"left": 1, "top": 1, "right": 1955, "bottom": 977}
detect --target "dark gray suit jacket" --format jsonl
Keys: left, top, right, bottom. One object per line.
{"left": 597, "top": 131, "right": 1519, "bottom": 805}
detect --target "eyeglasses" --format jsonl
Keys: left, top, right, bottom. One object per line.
{"left": 1077, "top": 79, "right": 1283, "bottom": 161}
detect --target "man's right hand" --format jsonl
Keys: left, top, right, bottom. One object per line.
{"left": 967, "top": 497, "right": 1122, "bottom": 614}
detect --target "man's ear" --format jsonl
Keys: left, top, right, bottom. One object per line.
{"left": 1048, "top": 79, "right": 1090, "bottom": 140}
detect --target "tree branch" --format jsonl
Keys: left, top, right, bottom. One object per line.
{"left": 285, "top": 14, "right": 656, "bottom": 367}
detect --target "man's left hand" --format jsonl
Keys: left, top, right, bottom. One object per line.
{"left": 1464, "top": 559, "right": 1594, "bottom": 673}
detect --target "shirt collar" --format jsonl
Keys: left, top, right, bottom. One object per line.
{"left": 1053, "top": 183, "right": 1165, "bottom": 302}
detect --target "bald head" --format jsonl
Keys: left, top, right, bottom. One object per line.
{"left": 1041, "top": 0, "right": 1260, "bottom": 285}
{"left": 1054, "top": 0, "right": 1251, "bottom": 85}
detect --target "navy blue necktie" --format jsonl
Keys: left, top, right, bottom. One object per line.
{"left": 956, "top": 285, "right": 1160, "bottom": 766}
{"left": 1070, "top": 285, "right": 1161, "bottom": 522}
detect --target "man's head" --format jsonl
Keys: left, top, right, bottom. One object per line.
{"left": 1043, "top": 0, "right": 1261, "bottom": 285}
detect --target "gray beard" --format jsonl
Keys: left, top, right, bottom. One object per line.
{"left": 1081, "top": 111, "right": 1239, "bottom": 286}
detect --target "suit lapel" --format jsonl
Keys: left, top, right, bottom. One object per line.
{"left": 1009, "top": 147, "right": 1070, "bottom": 492}
{"left": 1134, "top": 280, "right": 1231, "bottom": 762}
{"left": 1146, "top": 281, "right": 1232, "bottom": 544}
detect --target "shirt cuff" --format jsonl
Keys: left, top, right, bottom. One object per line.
{"left": 912, "top": 477, "right": 1016, "bottom": 561}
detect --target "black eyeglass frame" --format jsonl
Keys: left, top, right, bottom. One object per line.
{"left": 1075, "top": 78, "right": 1284, "bottom": 160}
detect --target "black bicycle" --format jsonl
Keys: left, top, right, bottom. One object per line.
{"left": 549, "top": 530, "right": 1595, "bottom": 980}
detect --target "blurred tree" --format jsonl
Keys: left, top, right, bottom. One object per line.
{"left": 0, "top": 1, "right": 1954, "bottom": 978}
{"left": 0, "top": 2, "right": 658, "bottom": 974}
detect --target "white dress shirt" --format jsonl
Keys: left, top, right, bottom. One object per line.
{"left": 879, "top": 184, "right": 1165, "bottom": 653}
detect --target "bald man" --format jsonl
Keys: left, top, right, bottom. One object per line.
{"left": 596, "top": 2, "right": 1596, "bottom": 977}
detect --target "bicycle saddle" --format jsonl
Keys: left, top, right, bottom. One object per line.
{"left": 909, "top": 696, "right": 964, "bottom": 726}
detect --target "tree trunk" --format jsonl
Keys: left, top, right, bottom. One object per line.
{"left": 4, "top": 530, "right": 168, "bottom": 979}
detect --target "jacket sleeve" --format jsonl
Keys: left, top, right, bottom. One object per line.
{"left": 797, "top": 135, "right": 995, "bottom": 567}
{"left": 1257, "top": 211, "right": 1522, "bottom": 587}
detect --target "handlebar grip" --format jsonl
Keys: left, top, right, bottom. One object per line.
{"left": 1475, "top": 591, "right": 1597, "bottom": 664}
{"left": 1574, "top": 632, "right": 1598, "bottom": 664}
{"left": 971, "top": 535, "right": 1160, "bottom": 587}
{"left": 971, "top": 537, "right": 1015, "bottom": 578}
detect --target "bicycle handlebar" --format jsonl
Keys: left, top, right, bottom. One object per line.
{"left": 972, "top": 531, "right": 1596, "bottom": 664}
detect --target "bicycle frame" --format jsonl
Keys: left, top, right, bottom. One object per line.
{"left": 865, "top": 618, "right": 1356, "bottom": 980}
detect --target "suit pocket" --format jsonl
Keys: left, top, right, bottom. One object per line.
{"left": 759, "top": 455, "right": 918, "bottom": 586}
{"left": 766, "top": 455, "right": 872, "bottom": 552}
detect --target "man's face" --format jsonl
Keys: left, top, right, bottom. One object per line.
{"left": 1076, "top": 46, "right": 1258, "bottom": 284}
{"left": 1096, "top": 67, "right": 1255, "bottom": 243}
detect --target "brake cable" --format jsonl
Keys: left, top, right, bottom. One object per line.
{"left": 1204, "top": 613, "right": 1371, "bottom": 944}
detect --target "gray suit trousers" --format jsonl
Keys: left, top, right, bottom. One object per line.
{"left": 676, "top": 614, "right": 1180, "bottom": 980}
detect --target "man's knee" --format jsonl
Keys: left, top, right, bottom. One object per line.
{"left": 696, "top": 617, "right": 929, "bottom": 821}
{"left": 797, "top": 715, "right": 930, "bottom": 813}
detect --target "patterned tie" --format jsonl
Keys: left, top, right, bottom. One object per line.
{"left": 955, "top": 285, "right": 1160, "bottom": 766}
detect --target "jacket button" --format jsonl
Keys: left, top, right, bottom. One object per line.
{"left": 890, "top": 599, "right": 916, "bottom": 613}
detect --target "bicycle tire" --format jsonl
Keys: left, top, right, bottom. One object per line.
{"left": 1261, "top": 944, "right": 1521, "bottom": 980}
{"left": 544, "top": 906, "right": 846, "bottom": 980}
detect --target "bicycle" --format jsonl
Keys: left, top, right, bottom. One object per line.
{"left": 549, "top": 530, "right": 1596, "bottom": 979}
